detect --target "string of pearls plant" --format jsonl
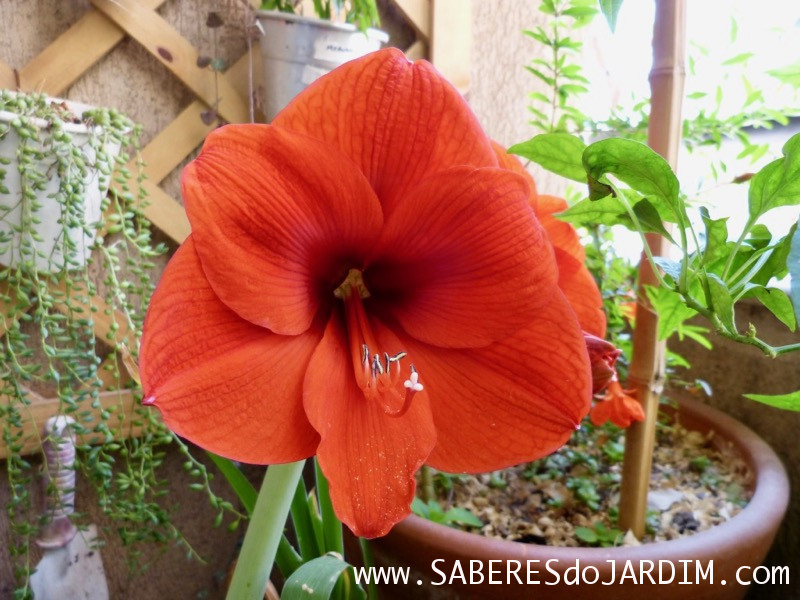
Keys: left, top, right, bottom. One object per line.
{"left": 0, "top": 91, "right": 241, "bottom": 597}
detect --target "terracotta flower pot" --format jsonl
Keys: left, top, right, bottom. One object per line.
{"left": 368, "top": 397, "right": 789, "bottom": 599}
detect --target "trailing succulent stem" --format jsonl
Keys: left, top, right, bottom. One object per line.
{"left": 0, "top": 92, "right": 239, "bottom": 596}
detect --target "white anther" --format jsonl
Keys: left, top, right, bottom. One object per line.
{"left": 403, "top": 370, "right": 423, "bottom": 392}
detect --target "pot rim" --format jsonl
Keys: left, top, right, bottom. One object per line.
{"left": 391, "top": 396, "right": 790, "bottom": 562}
{"left": 254, "top": 9, "right": 389, "bottom": 42}
{"left": 0, "top": 92, "right": 108, "bottom": 136}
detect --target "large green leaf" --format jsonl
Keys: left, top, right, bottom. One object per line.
{"left": 582, "top": 138, "right": 681, "bottom": 220}
{"left": 748, "top": 133, "right": 800, "bottom": 218}
{"left": 743, "top": 391, "right": 800, "bottom": 411}
{"left": 598, "top": 0, "right": 623, "bottom": 32}
{"left": 557, "top": 192, "right": 674, "bottom": 241}
{"left": 282, "top": 555, "right": 366, "bottom": 600}
{"left": 749, "top": 286, "right": 796, "bottom": 331}
{"left": 508, "top": 133, "right": 587, "bottom": 182}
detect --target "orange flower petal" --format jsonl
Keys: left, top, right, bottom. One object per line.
{"left": 365, "top": 166, "right": 557, "bottom": 348}
{"left": 590, "top": 382, "right": 645, "bottom": 428}
{"left": 140, "top": 238, "right": 321, "bottom": 463}
{"left": 304, "top": 311, "right": 436, "bottom": 538}
{"left": 183, "top": 124, "right": 383, "bottom": 335}
{"left": 555, "top": 248, "right": 607, "bottom": 338}
{"left": 274, "top": 48, "right": 498, "bottom": 218}
{"left": 397, "top": 289, "right": 591, "bottom": 473}
{"left": 492, "top": 145, "right": 606, "bottom": 337}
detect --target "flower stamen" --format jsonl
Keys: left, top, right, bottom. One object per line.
{"left": 339, "top": 269, "right": 422, "bottom": 418}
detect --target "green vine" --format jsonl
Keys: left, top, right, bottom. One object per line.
{"left": 0, "top": 91, "right": 239, "bottom": 597}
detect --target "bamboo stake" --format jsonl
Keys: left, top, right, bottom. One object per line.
{"left": 618, "top": 0, "right": 686, "bottom": 537}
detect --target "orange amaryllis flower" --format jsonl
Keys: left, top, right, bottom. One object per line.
{"left": 139, "top": 49, "right": 591, "bottom": 538}
{"left": 492, "top": 146, "right": 606, "bottom": 338}
{"left": 590, "top": 380, "right": 645, "bottom": 428}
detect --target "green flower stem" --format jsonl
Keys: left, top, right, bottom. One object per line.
{"left": 315, "top": 458, "right": 343, "bottom": 555}
{"left": 227, "top": 460, "right": 305, "bottom": 600}
{"left": 360, "top": 537, "right": 379, "bottom": 600}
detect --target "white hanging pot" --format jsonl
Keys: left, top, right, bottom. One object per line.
{"left": 255, "top": 10, "right": 389, "bottom": 121}
{"left": 0, "top": 92, "right": 121, "bottom": 272}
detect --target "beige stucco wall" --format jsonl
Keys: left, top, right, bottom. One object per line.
{"left": 470, "top": 0, "right": 567, "bottom": 196}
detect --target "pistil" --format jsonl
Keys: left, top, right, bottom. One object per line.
{"left": 336, "top": 268, "right": 423, "bottom": 417}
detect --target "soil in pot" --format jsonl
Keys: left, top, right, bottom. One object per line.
{"left": 424, "top": 397, "right": 752, "bottom": 548}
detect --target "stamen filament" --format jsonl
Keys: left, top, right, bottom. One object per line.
{"left": 338, "top": 269, "right": 423, "bottom": 418}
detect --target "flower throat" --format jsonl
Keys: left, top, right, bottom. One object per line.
{"left": 334, "top": 268, "right": 423, "bottom": 417}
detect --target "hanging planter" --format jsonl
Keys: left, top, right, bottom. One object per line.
{"left": 254, "top": 10, "right": 388, "bottom": 121}
{"left": 0, "top": 91, "right": 125, "bottom": 272}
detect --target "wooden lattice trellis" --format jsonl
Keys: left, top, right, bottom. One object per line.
{"left": 0, "top": 0, "right": 470, "bottom": 456}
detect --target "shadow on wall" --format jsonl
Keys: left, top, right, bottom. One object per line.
{"left": 671, "top": 301, "right": 800, "bottom": 600}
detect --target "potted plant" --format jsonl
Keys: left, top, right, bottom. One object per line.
{"left": 255, "top": 0, "right": 388, "bottom": 120}
{"left": 363, "top": 1, "right": 798, "bottom": 597}
{"left": 0, "top": 90, "right": 200, "bottom": 596}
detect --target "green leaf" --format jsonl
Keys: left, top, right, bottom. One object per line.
{"left": 750, "top": 286, "right": 796, "bottom": 331}
{"left": 632, "top": 196, "right": 674, "bottom": 239}
{"left": 598, "top": 0, "right": 623, "bottom": 32}
{"left": 207, "top": 452, "right": 257, "bottom": 515}
{"left": 752, "top": 223, "right": 797, "bottom": 285}
{"left": 444, "top": 507, "right": 483, "bottom": 527}
{"left": 574, "top": 526, "right": 598, "bottom": 543}
{"left": 743, "top": 391, "right": 800, "bottom": 411}
{"left": 410, "top": 496, "right": 429, "bottom": 519}
{"left": 653, "top": 257, "right": 682, "bottom": 282}
{"left": 509, "top": 133, "right": 587, "bottom": 182}
{"left": 767, "top": 61, "right": 800, "bottom": 88}
{"left": 706, "top": 274, "right": 736, "bottom": 332}
{"left": 282, "top": 555, "right": 365, "bottom": 600}
{"left": 563, "top": 6, "right": 597, "bottom": 19}
{"left": 746, "top": 224, "right": 772, "bottom": 248}
{"left": 700, "top": 208, "right": 729, "bottom": 266}
{"left": 721, "top": 52, "right": 754, "bottom": 66}
{"left": 582, "top": 138, "right": 681, "bottom": 221}
{"left": 646, "top": 285, "right": 698, "bottom": 340}
{"left": 748, "top": 132, "right": 800, "bottom": 218}
{"left": 523, "top": 28, "right": 550, "bottom": 45}
{"left": 525, "top": 66, "right": 555, "bottom": 86}
{"left": 556, "top": 192, "right": 673, "bottom": 240}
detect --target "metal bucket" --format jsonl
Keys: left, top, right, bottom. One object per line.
{"left": 255, "top": 10, "right": 389, "bottom": 121}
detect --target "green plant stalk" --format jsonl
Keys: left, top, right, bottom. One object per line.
{"left": 721, "top": 214, "right": 757, "bottom": 280}
{"left": 359, "top": 538, "right": 379, "bottom": 600}
{"left": 206, "top": 452, "right": 302, "bottom": 577}
{"left": 227, "top": 460, "right": 305, "bottom": 600}
{"left": 609, "top": 181, "right": 672, "bottom": 290}
{"left": 419, "top": 464, "right": 435, "bottom": 502}
{"left": 315, "top": 458, "right": 343, "bottom": 555}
